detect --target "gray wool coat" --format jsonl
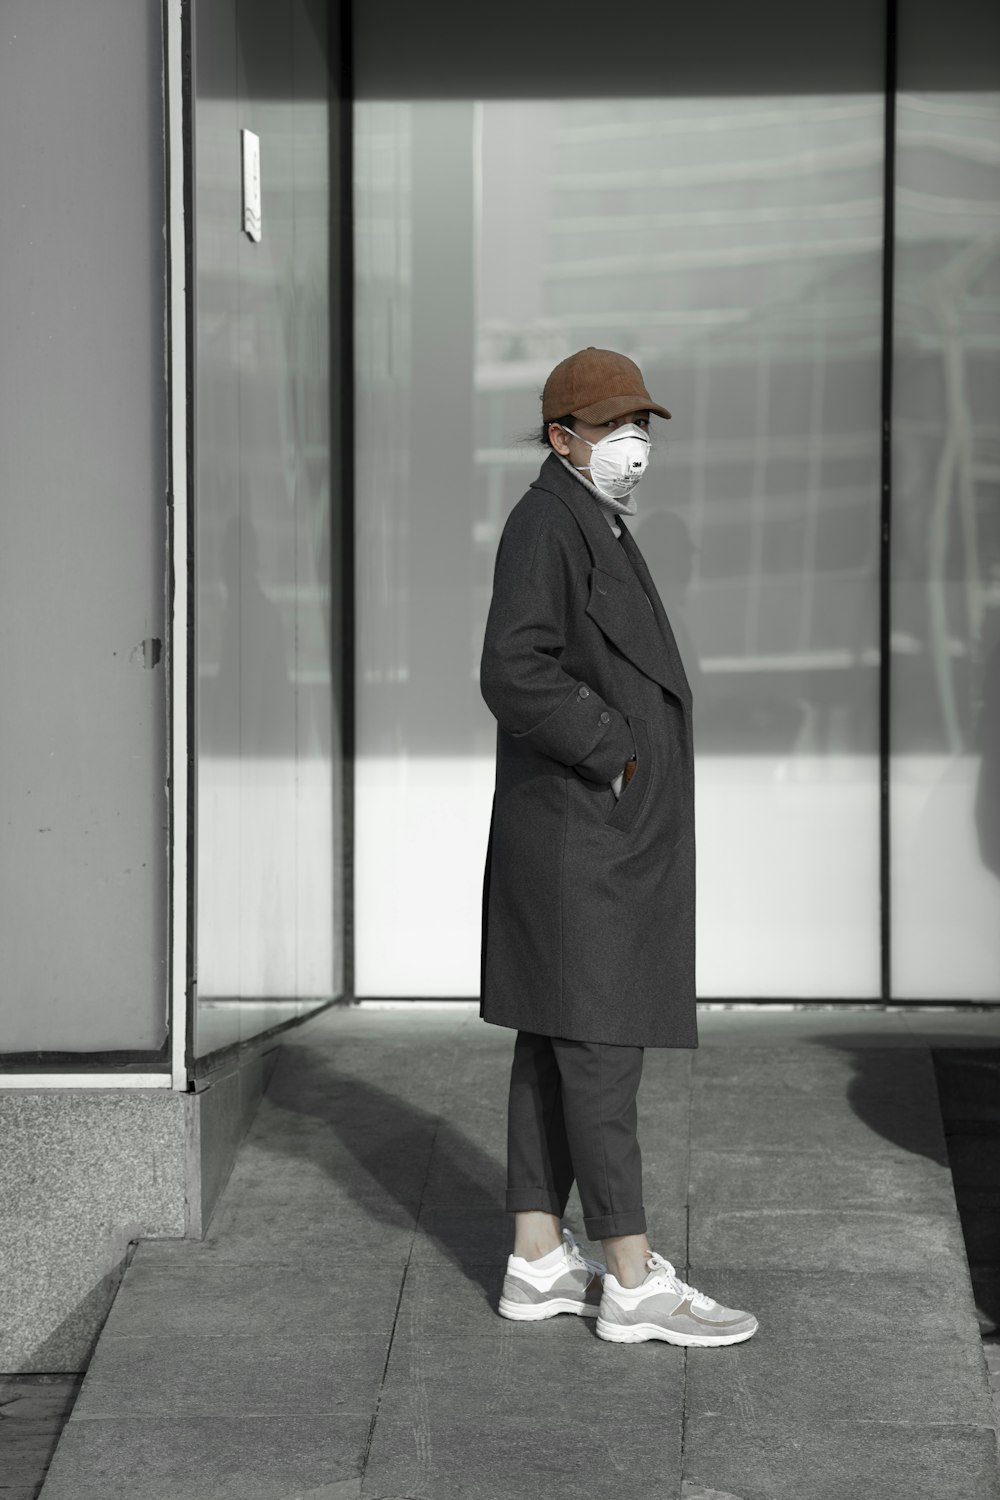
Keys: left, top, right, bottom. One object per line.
{"left": 478, "top": 453, "right": 698, "bottom": 1049}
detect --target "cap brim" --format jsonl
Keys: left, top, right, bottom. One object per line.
{"left": 570, "top": 395, "right": 671, "bottom": 423}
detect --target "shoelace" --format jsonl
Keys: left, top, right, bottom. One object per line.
{"left": 562, "top": 1229, "right": 605, "bottom": 1279}
{"left": 645, "top": 1252, "right": 715, "bottom": 1310}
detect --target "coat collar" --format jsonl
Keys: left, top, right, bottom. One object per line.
{"left": 530, "top": 454, "right": 691, "bottom": 707}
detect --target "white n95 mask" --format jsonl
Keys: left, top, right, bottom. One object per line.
{"left": 560, "top": 423, "right": 651, "bottom": 500}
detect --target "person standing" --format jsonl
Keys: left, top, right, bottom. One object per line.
{"left": 478, "top": 347, "right": 757, "bottom": 1346}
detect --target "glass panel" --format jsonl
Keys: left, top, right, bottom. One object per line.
{"left": 891, "top": 67, "right": 1000, "bottom": 998}
{"left": 193, "top": 0, "right": 344, "bottom": 1056}
{"left": 355, "top": 89, "right": 884, "bottom": 998}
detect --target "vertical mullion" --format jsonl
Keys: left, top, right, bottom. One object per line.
{"left": 340, "top": 0, "right": 356, "bottom": 1002}
{"left": 879, "top": 0, "right": 898, "bottom": 1004}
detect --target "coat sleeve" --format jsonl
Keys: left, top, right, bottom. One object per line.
{"left": 479, "top": 499, "right": 636, "bottom": 783}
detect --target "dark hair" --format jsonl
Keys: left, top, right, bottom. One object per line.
{"left": 538, "top": 414, "right": 575, "bottom": 448}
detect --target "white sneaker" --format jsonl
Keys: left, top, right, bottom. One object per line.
{"left": 498, "top": 1229, "right": 605, "bottom": 1321}
{"left": 597, "top": 1252, "right": 758, "bottom": 1346}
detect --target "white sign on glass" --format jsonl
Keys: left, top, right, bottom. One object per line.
{"left": 241, "top": 128, "right": 261, "bottom": 243}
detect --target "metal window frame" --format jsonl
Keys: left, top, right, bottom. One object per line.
{"left": 879, "top": 0, "right": 898, "bottom": 1003}
{"left": 165, "top": 0, "right": 195, "bottom": 1090}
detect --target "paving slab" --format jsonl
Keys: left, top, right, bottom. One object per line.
{"left": 974, "top": 1270, "right": 1000, "bottom": 1334}
{"left": 226, "top": 1123, "right": 438, "bottom": 1199}
{"left": 685, "top": 1335, "right": 994, "bottom": 1429}
{"left": 363, "top": 1330, "right": 684, "bottom": 1500}
{"left": 364, "top": 1411, "right": 682, "bottom": 1500}
{"left": 690, "top": 1083, "right": 948, "bottom": 1160}
{"left": 38, "top": 1414, "right": 370, "bottom": 1500}
{"left": 689, "top": 1205, "right": 970, "bottom": 1271}
{"left": 695, "top": 1010, "right": 918, "bottom": 1047}
{"left": 683, "top": 1419, "right": 1000, "bottom": 1500}
{"left": 69, "top": 1333, "right": 389, "bottom": 1418}
{"left": 99, "top": 1254, "right": 402, "bottom": 1339}
{"left": 947, "top": 1134, "right": 1000, "bottom": 1195}
{"left": 0, "top": 1375, "right": 83, "bottom": 1500}
{"left": 409, "top": 1206, "right": 513, "bottom": 1266}
{"left": 35, "top": 1007, "right": 1000, "bottom": 1500}
{"left": 902, "top": 1011, "right": 1000, "bottom": 1048}
{"left": 687, "top": 1266, "right": 983, "bottom": 1343}
{"left": 636, "top": 1149, "right": 693, "bottom": 1212}
{"left": 692, "top": 1042, "right": 938, "bottom": 1097}
{"left": 198, "top": 1197, "right": 419, "bottom": 1262}
{"left": 396, "top": 1260, "right": 509, "bottom": 1338}
{"left": 419, "top": 1150, "right": 507, "bottom": 1210}
{"left": 689, "top": 1144, "right": 956, "bottom": 1210}
{"left": 959, "top": 1205, "right": 1000, "bottom": 1264}
{"left": 219, "top": 1156, "right": 426, "bottom": 1215}
{"left": 932, "top": 1051, "right": 1000, "bottom": 1122}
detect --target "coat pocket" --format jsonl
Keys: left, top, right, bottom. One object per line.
{"left": 605, "top": 713, "right": 652, "bottom": 833}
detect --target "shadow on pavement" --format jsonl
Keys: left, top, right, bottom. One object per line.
{"left": 260, "top": 1044, "right": 509, "bottom": 1299}
{"left": 810, "top": 1033, "right": 1000, "bottom": 1331}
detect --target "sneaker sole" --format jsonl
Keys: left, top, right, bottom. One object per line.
{"left": 595, "top": 1315, "right": 758, "bottom": 1347}
{"left": 498, "top": 1295, "right": 599, "bottom": 1321}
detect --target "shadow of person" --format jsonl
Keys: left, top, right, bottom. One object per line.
{"left": 256, "top": 1044, "right": 512, "bottom": 1301}
{"left": 802, "top": 1034, "right": 1000, "bottom": 1324}
{"left": 832, "top": 1042, "right": 951, "bottom": 1169}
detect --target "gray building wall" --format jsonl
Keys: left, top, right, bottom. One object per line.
{"left": 0, "top": 0, "right": 169, "bottom": 1053}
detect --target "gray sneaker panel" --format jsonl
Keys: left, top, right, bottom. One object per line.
{"left": 502, "top": 1267, "right": 597, "bottom": 1306}
{"left": 651, "top": 1298, "right": 757, "bottom": 1337}
{"left": 599, "top": 1289, "right": 684, "bottom": 1326}
{"left": 601, "top": 1290, "right": 754, "bottom": 1333}
{"left": 682, "top": 1298, "right": 755, "bottom": 1328}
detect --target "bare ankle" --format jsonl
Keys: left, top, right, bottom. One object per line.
{"left": 512, "top": 1210, "right": 562, "bottom": 1261}
{"left": 602, "top": 1233, "right": 651, "bottom": 1288}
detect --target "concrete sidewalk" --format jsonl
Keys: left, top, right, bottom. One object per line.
{"left": 39, "top": 1006, "right": 1000, "bottom": 1499}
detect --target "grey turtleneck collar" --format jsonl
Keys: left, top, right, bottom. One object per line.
{"left": 554, "top": 453, "right": 637, "bottom": 538}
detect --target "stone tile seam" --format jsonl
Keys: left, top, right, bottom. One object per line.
{"left": 89, "top": 1332, "right": 403, "bottom": 1343}
{"left": 683, "top": 1418, "right": 999, "bottom": 1432}
{"left": 360, "top": 1113, "right": 443, "bottom": 1483}
{"left": 68, "top": 1406, "right": 379, "bottom": 1423}
{"left": 85, "top": 1329, "right": 978, "bottom": 1346}
{"left": 355, "top": 1042, "right": 466, "bottom": 1486}
{"left": 685, "top": 1137, "right": 951, "bottom": 1153}
{"left": 683, "top": 1206, "right": 965, "bottom": 1218}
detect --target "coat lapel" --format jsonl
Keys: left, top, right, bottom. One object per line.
{"left": 531, "top": 456, "right": 691, "bottom": 707}
{"left": 616, "top": 520, "right": 692, "bottom": 709}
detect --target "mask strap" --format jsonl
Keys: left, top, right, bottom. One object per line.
{"left": 557, "top": 422, "right": 649, "bottom": 447}
{"left": 554, "top": 423, "right": 593, "bottom": 473}
{"left": 556, "top": 423, "right": 592, "bottom": 450}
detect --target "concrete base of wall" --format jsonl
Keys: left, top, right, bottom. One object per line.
{"left": 0, "top": 1042, "right": 279, "bottom": 1373}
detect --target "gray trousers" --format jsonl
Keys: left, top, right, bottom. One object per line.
{"left": 505, "top": 1029, "right": 647, "bottom": 1240}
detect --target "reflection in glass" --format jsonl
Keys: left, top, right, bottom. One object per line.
{"left": 891, "top": 87, "right": 1000, "bottom": 999}
{"left": 193, "top": 4, "right": 344, "bottom": 1056}
{"left": 355, "top": 94, "right": 883, "bottom": 998}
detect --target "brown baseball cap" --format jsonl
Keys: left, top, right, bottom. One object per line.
{"left": 542, "top": 347, "right": 671, "bottom": 424}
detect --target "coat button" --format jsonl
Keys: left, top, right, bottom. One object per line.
{"left": 599, "top": 711, "right": 610, "bottom": 725}
{"left": 578, "top": 686, "right": 589, "bottom": 698}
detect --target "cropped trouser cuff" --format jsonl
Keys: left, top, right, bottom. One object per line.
{"left": 505, "top": 1187, "right": 564, "bottom": 1217}
{"left": 582, "top": 1207, "right": 647, "bottom": 1240}
{"left": 505, "top": 1190, "right": 646, "bottom": 1241}
{"left": 506, "top": 1030, "right": 647, "bottom": 1244}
